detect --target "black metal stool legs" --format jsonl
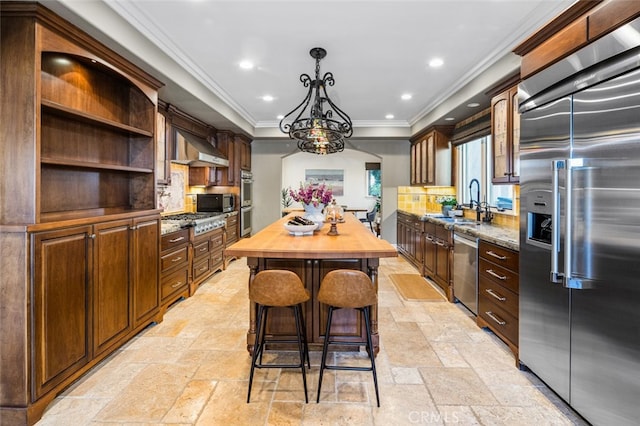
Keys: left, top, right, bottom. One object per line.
{"left": 247, "top": 304, "right": 309, "bottom": 403}
{"left": 316, "top": 305, "right": 380, "bottom": 407}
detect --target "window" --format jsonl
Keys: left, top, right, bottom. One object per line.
{"left": 366, "top": 162, "right": 381, "bottom": 197}
{"left": 457, "top": 136, "right": 514, "bottom": 213}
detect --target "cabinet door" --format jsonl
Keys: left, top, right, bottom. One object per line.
{"left": 491, "top": 91, "right": 510, "bottom": 183}
{"left": 509, "top": 86, "right": 520, "bottom": 182}
{"left": 189, "top": 167, "right": 216, "bottom": 186}
{"left": 32, "top": 226, "right": 92, "bottom": 398}
{"left": 131, "top": 216, "right": 160, "bottom": 326}
{"left": 240, "top": 138, "right": 251, "bottom": 170}
{"left": 93, "top": 220, "right": 132, "bottom": 355}
{"left": 423, "top": 233, "right": 436, "bottom": 277}
{"left": 425, "top": 134, "right": 435, "bottom": 185}
{"left": 410, "top": 143, "right": 418, "bottom": 185}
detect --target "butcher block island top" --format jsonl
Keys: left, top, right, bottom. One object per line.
{"left": 225, "top": 213, "right": 397, "bottom": 355}
{"left": 224, "top": 212, "right": 397, "bottom": 259}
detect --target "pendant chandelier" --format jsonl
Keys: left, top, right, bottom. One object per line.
{"left": 279, "top": 47, "right": 353, "bottom": 155}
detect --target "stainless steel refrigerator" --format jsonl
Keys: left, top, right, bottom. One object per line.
{"left": 519, "top": 17, "right": 640, "bottom": 426}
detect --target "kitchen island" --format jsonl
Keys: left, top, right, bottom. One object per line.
{"left": 224, "top": 213, "right": 397, "bottom": 354}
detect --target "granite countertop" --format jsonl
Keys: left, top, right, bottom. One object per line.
{"left": 398, "top": 209, "right": 519, "bottom": 251}
{"left": 161, "top": 222, "right": 182, "bottom": 235}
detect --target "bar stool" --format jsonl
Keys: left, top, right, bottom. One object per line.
{"left": 247, "top": 270, "right": 311, "bottom": 403}
{"left": 316, "top": 269, "right": 380, "bottom": 407}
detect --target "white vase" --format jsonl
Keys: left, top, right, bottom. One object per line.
{"left": 441, "top": 205, "right": 453, "bottom": 217}
{"left": 303, "top": 203, "right": 325, "bottom": 225}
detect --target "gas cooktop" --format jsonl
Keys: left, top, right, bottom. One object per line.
{"left": 162, "top": 212, "right": 226, "bottom": 235}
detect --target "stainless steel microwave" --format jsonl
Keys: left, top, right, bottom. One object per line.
{"left": 196, "top": 194, "right": 234, "bottom": 213}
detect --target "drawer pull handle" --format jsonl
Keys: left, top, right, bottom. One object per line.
{"left": 199, "top": 247, "right": 208, "bottom": 252}
{"left": 486, "top": 269, "right": 507, "bottom": 280}
{"left": 169, "top": 236, "right": 185, "bottom": 243}
{"left": 171, "top": 281, "right": 183, "bottom": 288}
{"left": 171, "top": 257, "right": 183, "bottom": 263}
{"left": 435, "top": 240, "right": 445, "bottom": 247}
{"left": 426, "top": 236, "right": 434, "bottom": 242}
{"left": 485, "top": 288, "right": 506, "bottom": 301}
{"left": 485, "top": 311, "right": 506, "bottom": 326}
{"left": 486, "top": 250, "right": 506, "bottom": 260}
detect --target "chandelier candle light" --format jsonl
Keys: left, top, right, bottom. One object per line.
{"left": 279, "top": 47, "right": 353, "bottom": 155}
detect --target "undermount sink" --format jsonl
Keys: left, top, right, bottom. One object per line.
{"left": 429, "top": 216, "right": 478, "bottom": 225}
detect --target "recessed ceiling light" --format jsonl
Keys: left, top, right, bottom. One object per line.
{"left": 401, "top": 93, "right": 412, "bottom": 101}
{"left": 276, "top": 114, "right": 284, "bottom": 120}
{"left": 262, "top": 95, "right": 274, "bottom": 102}
{"left": 385, "top": 114, "right": 395, "bottom": 119}
{"left": 239, "top": 60, "right": 254, "bottom": 70}
{"left": 429, "top": 58, "right": 444, "bottom": 68}
{"left": 467, "top": 102, "right": 480, "bottom": 108}
{"left": 444, "top": 117, "right": 455, "bottom": 121}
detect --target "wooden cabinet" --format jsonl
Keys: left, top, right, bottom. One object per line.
{"left": 188, "top": 166, "right": 218, "bottom": 187}
{"left": 422, "top": 222, "right": 453, "bottom": 300}
{"left": 31, "top": 214, "right": 160, "bottom": 401}
{"left": 514, "top": 0, "right": 640, "bottom": 79}
{"left": 190, "top": 228, "right": 224, "bottom": 293}
{"left": 396, "top": 212, "right": 423, "bottom": 271}
{"left": 32, "top": 226, "right": 92, "bottom": 400}
{"left": 215, "top": 130, "right": 236, "bottom": 186}
{"left": 477, "top": 240, "right": 520, "bottom": 360}
{"left": 131, "top": 216, "right": 160, "bottom": 326}
{"left": 410, "top": 126, "right": 453, "bottom": 186}
{"left": 491, "top": 85, "right": 520, "bottom": 184}
{"left": 93, "top": 220, "right": 132, "bottom": 356}
{"left": 224, "top": 213, "right": 239, "bottom": 267}
{"left": 160, "top": 229, "right": 190, "bottom": 309}
{"left": 237, "top": 134, "right": 252, "bottom": 171}
{"left": 0, "top": 5, "right": 162, "bottom": 424}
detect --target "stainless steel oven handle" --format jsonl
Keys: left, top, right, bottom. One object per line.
{"left": 550, "top": 160, "right": 564, "bottom": 283}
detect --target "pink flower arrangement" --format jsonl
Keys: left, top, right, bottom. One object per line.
{"left": 289, "top": 182, "right": 333, "bottom": 207}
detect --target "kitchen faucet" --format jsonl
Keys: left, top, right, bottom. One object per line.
{"left": 468, "top": 178, "right": 481, "bottom": 222}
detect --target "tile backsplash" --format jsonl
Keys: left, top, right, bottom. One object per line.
{"left": 397, "top": 185, "right": 520, "bottom": 230}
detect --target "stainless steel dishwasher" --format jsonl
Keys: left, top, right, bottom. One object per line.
{"left": 453, "top": 232, "right": 478, "bottom": 315}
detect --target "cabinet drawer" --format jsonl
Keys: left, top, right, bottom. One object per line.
{"left": 211, "top": 249, "right": 224, "bottom": 268}
{"left": 479, "top": 278, "right": 518, "bottom": 318}
{"left": 211, "top": 234, "right": 224, "bottom": 249}
{"left": 193, "top": 257, "right": 211, "bottom": 281}
{"left": 479, "top": 258, "right": 519, "bottom": 294}
{"left": 160, "top": 246, "right": 188, "bottom": 272}
{"left": 193, "top": 240, "right": 210, "bottom": 259}
{"left": 161, "top": 268, "right": 189, "bottom": 300}
{"left": 161, "top": 229, "right": 189, "bottom": 252}
{"left": 479, "top": 241, "right": 518, "bottom": 271}
{"left": 478, "top": 295, "right": 518, "bottom": 345}
{"left": 227, "top": 215, "right": 238, "bottom": 226}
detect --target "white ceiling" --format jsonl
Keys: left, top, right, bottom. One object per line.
{"left": 46, "top": 0, "right": 574, "bottom": 139}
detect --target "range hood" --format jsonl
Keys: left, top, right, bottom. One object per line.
{"left": 172, "top": 130, "right": 229, "bottom": 167}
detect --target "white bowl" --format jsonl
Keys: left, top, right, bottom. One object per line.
{"left": 283, "top": 223, "right": 317, "bottom": 235}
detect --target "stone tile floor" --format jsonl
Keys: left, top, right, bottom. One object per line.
{"left": 36, "top": 256, "right": 587, "bottom": 425}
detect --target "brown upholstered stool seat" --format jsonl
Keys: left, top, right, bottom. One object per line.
{"left": 316, "top": 269, "right": 380, "bottom": 406}
{"left": 247, "top": 270, "right": 311, "bottom": 403}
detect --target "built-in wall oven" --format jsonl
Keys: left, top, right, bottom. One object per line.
{"left": 240, "top": 205, "right": 253, "bottom": 237}
{"left": 240, "top": 171, "right": 252, "bottom": 207}
{"left": 240, "top": 170, "right": 253, "bottom": 236}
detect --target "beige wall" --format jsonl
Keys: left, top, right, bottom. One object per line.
{"left": 251, "top": 139, "right": 411, "bottom": 243}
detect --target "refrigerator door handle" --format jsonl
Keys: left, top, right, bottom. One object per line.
{"left": 564, "top": 158, "right": 592, "bottom": 290}
{"left": 550, "top": 160, "right": 565, "bottom": 283}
